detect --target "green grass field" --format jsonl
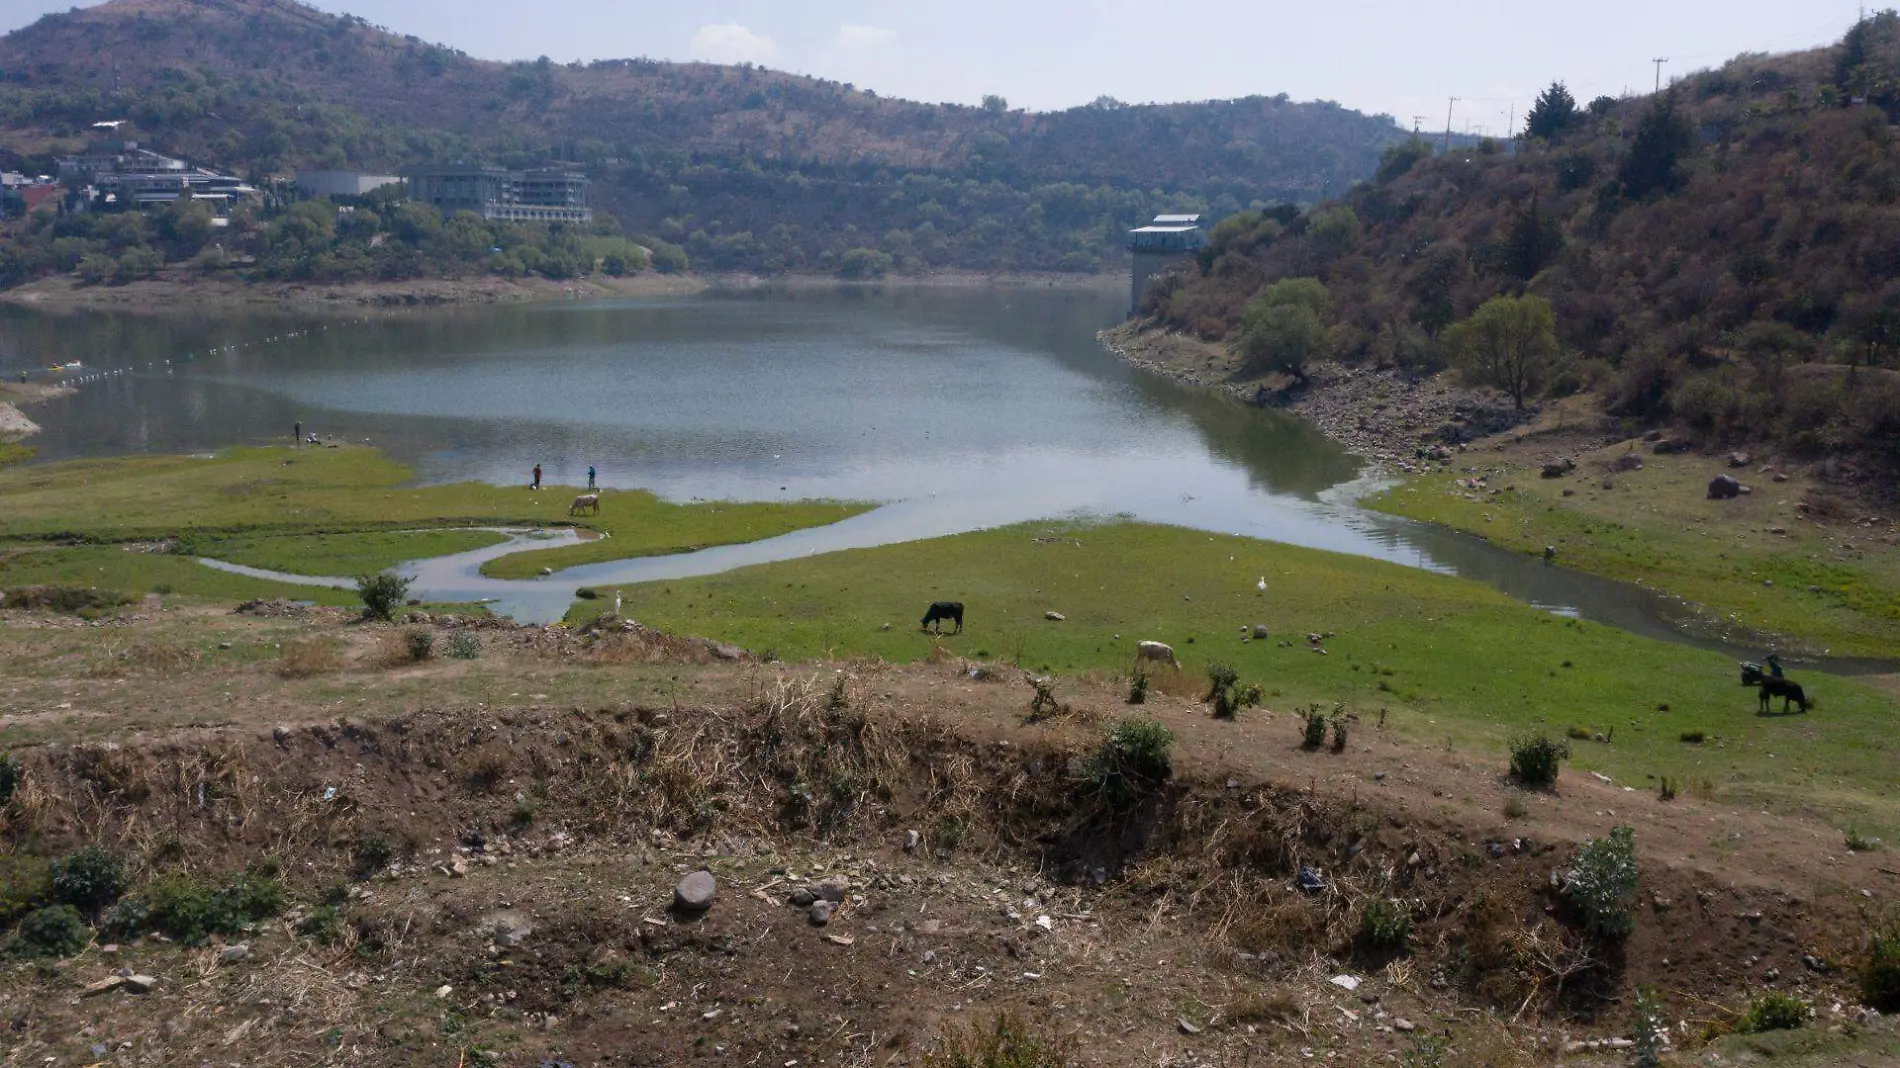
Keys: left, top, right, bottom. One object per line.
{"left": 0, "top": 544, "right": 363, "bottom": 607}
{"left": 0, "top": 445, "right": 868, "bottom": 587}
{"left": 574, "top": 520, "right": 1900, "bottom": 836}
{"left": 1366, "top": 447, "right": 1900, "bottom": 659}
{"left": 189, "top": 529, "right": 509, "bottom": 577}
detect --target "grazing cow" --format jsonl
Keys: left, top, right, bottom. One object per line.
{"left": 921, "top": 601, "right": 964, "bottom": 634}
{"left": 1134, "top": 641, "right": 1181, "bottom": 671}
{"left": 569, "top": 493, "right": 601, "bottom": 517}
{"left": 1741, "top": 662, "right": 1809, "bottom": 714}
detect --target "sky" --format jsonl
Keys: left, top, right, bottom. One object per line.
{"left": 0, "top": 0, "right": 1872, "bottom": 131}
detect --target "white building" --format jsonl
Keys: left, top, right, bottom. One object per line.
{"left": 296, "top": 170, "right": 402, "bottom": 199}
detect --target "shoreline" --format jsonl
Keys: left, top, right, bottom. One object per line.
{"left": 0, "top": 381, "right": 74, "bottom": 444}
{"left": 0, "top": 267, "right": 1120, "bottom": 314}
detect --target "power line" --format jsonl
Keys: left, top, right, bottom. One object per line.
{"left": 1443, "top": 96, "right": 1459, "bottom": 153}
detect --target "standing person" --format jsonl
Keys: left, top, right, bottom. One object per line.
{"left": 588, "top": 465, "right": 597, "bottom": 490}
{"left": 532, "top": 464, "right": 542, "bottom": 491}
{"left": 294, "top": 420, "right": 302, "bottom": 448}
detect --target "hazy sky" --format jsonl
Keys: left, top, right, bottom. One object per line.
{"left": 0, "top": 0, "right": 1870, "bottom": 129}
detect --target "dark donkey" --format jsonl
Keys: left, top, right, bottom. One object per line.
{"left": 1741, "top": 662, "right": 1809, "bottom": 714}
{"left": 921, "top": 601, "right": 964, "bottom": 635}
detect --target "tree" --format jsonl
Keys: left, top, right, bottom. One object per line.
{"left": 1234, "top": 277, "right": 1331, "bottom": 379}
{"left": 1443, "top": 294, "right": 1559, "bottom": 409}
{"left": 981, "top": 94, "right": 1009, "bottom": 114}
{"left": 1503, "top": 190, "right": 1564, "bottom": 281}
{"left": 1587, "top": 95, "right": 1619, "bottom": 120}
{"left": 1619, "top": 92, "right": 1698, "bottom": 199}
{"left": 1408, "top": 243, "right": 1467, "bottom": 336}
{"left": 1525, "top": 81, "right": 1582, "bottom": 141}
{"left": 1375, "top": 137, "right": 1432, "bottom": 184}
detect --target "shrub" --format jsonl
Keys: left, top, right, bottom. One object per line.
{"left": 1126, "top": 670, "right": 1149, "bottom": 705}
{"left": 445, "top": 631, "right": 482, "bottom": 660}
{"left": 1299, "top": 707, "right": 1328, "bottom": 749}
{"left": 136, "top": 865, "right": 287, "bottom": 946}
{"left": 355, "top": 571, "right": 412, "bottom": 622}
{"left": 1658, "top": 777, "right": 1678, "bottom": 802}
{"left": 925, "top": 1012, "right": 1073, "bottom": 1068}
{"left": 0, "top": 856, "right": 52, "bottom": 925}
{"left": 1330, "top": 710, "right": 1350, "bottom": 752}
{"left": 297, "top": 904, "right": 344, "bottom": 945}
{"left": 1565, "top": 825, "right": 1639, "bottom": 938}
{"left": 1566, "top": 726, "right": 1592, "bottom": 741}
{"left": 1680, "top": 729, "right": 1706, "bottom": 744}
{"left": 1026, "top": 675, "right": 1060, "bottom": 718}
{"left": 1633, "top": 985, "right": 1667, "bottom": 1068}
{"left": 1846, "top": 828, "right": 1882, "bottom": 852}
{"left": 1085, "top": 719, "right": 1174, "bottom": 809}
{"left": 1359, "top": 899, "right": 1411, "bottom": 951}
{"left": 352, "top": 832, "right": 397, "bottom": 879}
{"left": 10, "top": 904, "right": 89, "bottom": 958}
{"left": 1737, "top": 991, "right": 1810, "bottom": 1033}
{"left": 50, "top": 846, "right": 125, "bottom": 917}
{"left": 1863, "top": 918, "right": 1900, "bottom": 1011}
{"left": 406, "top": 630, "right": 435, "bottom": 661}
{"left": 0, "top": 753, "right": 20, "bottom": 806}
{"left": 1509, "top": 734, "right": 1570, "bottom": 788}
{"left": 1204, "top": 662, "right": 1257, "bottom": 719}
{"left": 826, "top": 676, "right": 849, "bottom": 712}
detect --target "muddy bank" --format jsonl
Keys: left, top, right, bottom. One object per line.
{"left": 0, "top": 382, "right": 72, "bottom": 442}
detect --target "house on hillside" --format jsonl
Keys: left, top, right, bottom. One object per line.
{"left": 56, "top": 126, "right": 254, "bottom": 216}
{"left": 1127, "top": 213, "right": 1206, "bottom": 313}
{"left": 403, "top": 165, "right": 592, "bottom": 223}
{"left": 296, "top": 170, "right": 401, "bottom": 199}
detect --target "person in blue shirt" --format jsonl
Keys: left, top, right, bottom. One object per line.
{"left": 588, "top": 465, "right": 597, "bottom": 490}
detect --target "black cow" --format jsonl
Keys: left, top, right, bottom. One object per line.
{"left": 921, "top": 601, "right": 964, "bottom": 635}
{"left": 1741, "top": 662, "right": 1809, "bottom": 714}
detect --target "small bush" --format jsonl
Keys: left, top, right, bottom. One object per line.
{"left": 297, "top": 904, "right": 344, "bottom": 945}
{"left": 1863, "top": 918, "right": 1900, "bottom": 1011}
{"left": 1085, "top": 718, "right": 1174, "bottom": 809}
{"left": 0, "top": 856, "right": 52, "bottom": 925}
{"left": 1330, "top": 710, "right": 1350, "bottom": 752}
{"left": 10, "top": 904, "right": 89, "bottom": 958}
{"left": 406, "top": 630, "right": 435, "bottom": 661}
{"left": 1299, "top": 706, "right": 1328, "bottom": 748}
{"left": 1658, "top": 777, "right": 1677, "bottom": 802}
{"left": 925, "top": 1012, "right": 1073, "bottom": 1068}
{"left": 1565, "top": 825, "right": 1638, "bottom": 938}
{"left": 1680, "top": 729, "right": 1706, "bottom": 743}
{"left": 355, "top": 571, "right": 412, "bottom": 622}
{"left": 1634, "top": 985, "right": 1667, "bottom": 1068}
{"left": 136, "top": 865, "right": 287, "bottom": 946}
{"left": 1359, "top": 899, "right": 1411, "bottom": 951}
{"left": 826, "top": 676, "right": 849, "bottom": 711}
{"left": 1504, "top": 796, "right": 1529, "bottom": 819}
{"left": 1026, "top": 675, "right": 1060, "bottom": 718}
{"left": 1509, "top": 734, "right": 1570, "bottom": 788}
{"left": 1566, "top": 726, "right": 1592, "bottom": 741}
{"left": 445, "top": 631, "right": 482, "bottom": 660}
{"left": 1205, "top": 662, "right": 1238, "bottom": 701}
{"left": 1737, "top": 991, "right": 1810, "bottom": 1033}
{"left": 1846, "top": 828, "right": 1882, "bottom": 852}
{"left": 50, "top": 846, "right": 125, "bottom": 917}
{"left": 352, "top": 832, "right": 397, "bottom": 879}
{"left": 0, "top": 753, "right": 20, "bottom": 806}
{"left": 1127, "top": 670, "right": 1149, "bottom": 705}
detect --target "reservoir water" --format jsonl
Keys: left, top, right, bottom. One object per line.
{"left": 0, "top": 287, "right": 1865, "bottom": 668}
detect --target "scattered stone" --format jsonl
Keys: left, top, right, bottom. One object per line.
{"left": 1177, "top": 1017, "right": 1203, "bottom": 1036}
{"left": 218, "top": 943, "right": 251, "bottom": 965}
{"left": 1044, "top": 611, "right": 1066, "bottom": 622}
{"left": 816, "top": 876, "right": 851, "bottom": 903}
{"left": 448, "top": 858, "right": 469, "bottom": 878}
{"left": 1297, "top": 867, "right": 1325, "bottom": 892}
{"left": 81, "top": 976, "right": 126, "bottom": 997}
{"left": 1708, "top": 475, "right": 1744, "bottom": 501}
{"left": 125, "top": 975, "right": 158, "bottom": 994}
{"left": 674, "top": 871, "right": 717, "bottom": 913}
{"left": 825, "top": 934, "right": 855, "bottom": 947}
{"left": 272, "top": 725, "right": 292, "bottom": 746}
{"left": 1328, "top": 974, "right": 1361, "bottom": 992}
{"left": 488, "top": 912, "right": 535, "bottom": 946}
{"left": 1652, "top": 437, "right": 1694, "bottom": 455}
{"left": 1803, "top": 954, "right": 1830, "bottom": 973}
{"left": 540, "top": 567, "right": 554, "bottom": 576}
{"left": 1252, "top": 623, "right": 1270, "bottom": 640}
{"left": 904, "top": 829, "right": 921, "bottom": 852}
{"left": 789, "top": 888, "right": 816, "bottom": 908}
{"left": 1614, "top": 453, "right": 1645, "bottom": 472}
{"left": 809, "top": 901, "right": 835, "bottom": 926}
{"left": 1394, "top": 1018, "right": 1416, "bottom": 1032}
{"left": 1540, "top": 459, "right": 1576, "bottom": 479}
{"left": 1728, "top": 451, "right": 1752, "bottom": 468}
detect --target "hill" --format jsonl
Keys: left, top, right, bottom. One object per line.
{"left": 1132, "top": 14, "right": 1900, "bottom": 495}
{"left": 0, "top": 0, "right": 1415, "bottom": 280}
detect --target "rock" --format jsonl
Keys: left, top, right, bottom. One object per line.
{"left": 1729, "top": 451, "right": 1752, "bottom": 468}
{"left": 1044, "top": 611, "right": 1066, "bottom": 622}
{"left": 489, "top": 912, "right": 534, "bottom": 946}
{"left": 1653, "top": 437, "right": 1694, "bottom": 455}
{"left": 81, "top": 976, "right": 126, "bottom": 997}
{"left": 125, "top": 975, "right": 158, "bottom": 994}
{"left": 1252, "top": 624, "right": 1270, "bottom": 640}
{"left": 217, "top": 641, "right": 233, "bottom": 650}
{"left": 272, "top": 725, "right": 292, "bottom": 746}
{"left": 218, "top": 943, "right": 251, "bottom": 964}
{"left": 1297, "top": 867, "right": 1325, "bottom": 892}
{"left": 1177, "top": 1017, "right": 1203, "bottom": 1036}
{"left": 1614, "top": 453, "right": 1644, "bottom": 472}
{"left": 674, "top": 870, "right": 717, "bottom": 913}
{"left": 1540, "top": 459, "right": 1576, "bottom": 479}
{"left": 1803, "top": 954, "right": 1830, "bottom": 973}
{"left": 789, "top": 888, "right": 816, "bottom": 908}
{"left": 1773, "top": 473, "right": 1789, "bottom": 483}
{"left": 448, "top": 858, "right": 469, "bottom": 877}
{"left": 1394, "top": 1017, "right": 1416, "bottom": 1032}
{"left": 904, "top": 829, "right": 921, "bottom": 852}
{"left": 540, "top": 567, "right": 554, "bottom": 576}
{"left": 816, "top": 876, "right": 851, "bottom": 903}
{"left": 1643, "top": 429, "right": 1664, "bottom": 442}
{"left": 1328, "top": 974, "right": 1361, "bottom": 992}
{"left": 1708, "top": 475, "right": 1744, "bottom": 501}
{"left": 809, "top": 900, "right": 835, "bottom": 926}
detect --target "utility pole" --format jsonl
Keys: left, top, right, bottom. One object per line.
{"left": 1653, "top": 57, "right": 1669, "bottom": 94}
{"left": 1412, "top": 115, "right": 1425, "bottom": 136}
{"left": 1443, "top": 96, "right": 1460, "bottom": 152}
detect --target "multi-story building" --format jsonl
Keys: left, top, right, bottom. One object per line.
{"left": 94, "top": 170, "right": 256, "bottom": 211}
{"left": 404, "top": 165, "right": 592, "bottom": 223}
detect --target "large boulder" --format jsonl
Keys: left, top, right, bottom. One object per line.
{"left": 1708, "top": 475, "right": 1745, "bottom": 501}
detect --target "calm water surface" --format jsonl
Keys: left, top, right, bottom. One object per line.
{"left": 0, "top": 288, "right": 1858, "bottom": 666}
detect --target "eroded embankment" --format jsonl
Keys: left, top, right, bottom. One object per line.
{"left": 0, "top": 680, "right": 1876, "bottom": 1065}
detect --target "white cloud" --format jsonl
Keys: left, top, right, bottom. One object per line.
{"left": 689, "top": 23, "right": 778, "bottom": 65}
{"left": 835, "top": 24, "right": 897, "bottom": 50}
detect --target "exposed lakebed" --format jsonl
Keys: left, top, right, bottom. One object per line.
{"left": 3, "top": 288, "right": 1876, "bottom": 670}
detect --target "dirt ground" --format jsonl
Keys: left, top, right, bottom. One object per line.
{"left": 1, "top": 603, "right": 1896, "bottom": 1067}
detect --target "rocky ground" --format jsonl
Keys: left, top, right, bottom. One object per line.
{"left": 0, "top": 603, "right": 1896, "bottom": 1067}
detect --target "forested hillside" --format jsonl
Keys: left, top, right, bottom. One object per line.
{"left": 1140, "top": 15, "right": 1900, "bottom": 492}
{"left": 0, "top": 0, "right": 1413, "bottom": 281}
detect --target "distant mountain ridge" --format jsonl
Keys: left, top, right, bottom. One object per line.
{"left": 0, "top": 0, "right": 1416, "bottom": 274}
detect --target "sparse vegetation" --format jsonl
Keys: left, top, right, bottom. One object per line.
{"left": 1846, "top": 828, "right": 1882, "bottom": 851}
{"left": 1633, "top": 985, "right": 1667, "bottom": 1068}
{"left": 277, "top": 636, "right": 344, "bottom": 678}
{"left": 1205, "top": 662, "right": 1261, "bottom": 719}
{"left": 925, "top": 1012, "right": 1073, "bottom": 1068}
{"left": 9, "top": 904, "right": 88, "bottom": 958}
{"left": 355, "top": 572, "right": 412, "bottom": 622}
{"left": 1737, "top": 991, "right": 1810, "bottom": 1033}
{"left": 1358, "top": 898, "right": 1411, "bottom": 952}
{"left": 49, "top": 846, "right": 125, "bottom": 918}
{"left": 1509, "top": 734, "right": 1570, "bottom": 788}
{"left": 445, "top": 631, "right": 483, "bottom": 660}
{"left": 1084, "top": 718, "right": 1174, "bottom": 809}
{"left": 1126, "top": 669, "right": 1149, "bottom": 705}
{"left": 1564, "top": 825, "right": 1639, "bottom": 938}
{"left": 0, "top": 753, "right": 20, "bottom": 807}
{"left": 405, "top": 630, "right": 435, "bottom": 662}
{"left": 1863, "top": 917, "right": 1900, "bottom": 1011}
{"left": 1299, "top": 706, "right": 1329, "bottom": 748}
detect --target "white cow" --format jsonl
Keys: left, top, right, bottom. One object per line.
{"left": 568, "top": 493, "right": 601, "bottom": 516}
{"left": 1134, "top": 641, "right": 1181, "bottom": 671}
